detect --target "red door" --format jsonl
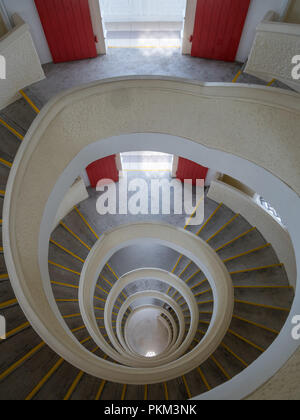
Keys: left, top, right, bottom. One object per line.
{"left": 34, "top": 0, "right": 97, "bottom": 63}
{"left": 191, "top": 0, "right": 250, "bottom": 62}
{"left": 176, "top": 158, "right": 208, "bottom": 185}
{"left": 86, "top": 156, "right": 119, "bottom": 188}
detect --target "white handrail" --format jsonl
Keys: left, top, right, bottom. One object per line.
{"left": 79, "top": 222, "right": 233, "bottom": 382}
{"left": 104, "top": 268, "right": 198, "bottom": 364}
{"left": 4, "top": 77, "right": 300, "bottom": 394}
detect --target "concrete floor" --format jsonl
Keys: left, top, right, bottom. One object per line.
{"left": 26, "top": 48, "right": 287, "bottom": 107}
{"left": 106, "top": 31, "right": 182, "bottom": 48}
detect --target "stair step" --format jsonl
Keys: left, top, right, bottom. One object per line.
{"left": 212, "top": 345, "right": 246, "bottom": 379}
{"left": 0, "top": 327, "right": 42, "bottom": 377}
{"left": 100, "top": 381, "right": 124, "bottom": 400}
{"left": 229, "top": 317, "right": 277, "bottom": 350}
{"left": 232, "top": 264, "right": 290, "bottom": 287}
{"left": 234, "top": 287, "right": 294, "bottom": 308}
{"left": 200, "top": 358, "right": 227, "bottom": 390}
{"left": 51, "top": 224, "right": 90, "bottom": 261}
{"left": 34, "top": 361, "right": 80, "bottom": 401}
{"left": 0, "top": 306, "right": 29, "bottom": 339}
{"left": 0, "top": 281, "right": 16, "bottom": 306}
{"left": 0, "top": 152, "right": 13, "bottom": 167}
{"left": 208, "top": 214, "right": 251, "bottom": 249}
{"left": 0, "top": 124, "right": 22, "bottom": 160}
{"left": 0, "top": 97, "right": 37, "bottom": 132}
{"left": 61, "top": 210, "right": 97, "bottom": 251}
{"left": 216, "top": 228, "right": 267, "bottom": 258}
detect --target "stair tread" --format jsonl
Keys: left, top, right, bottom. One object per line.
{"left": 1, "top": 98, "right": 37, "bottom": 132}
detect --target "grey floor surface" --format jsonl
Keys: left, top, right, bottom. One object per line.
{"left": 26, "top": 48, "right": 287, "bottom": 107}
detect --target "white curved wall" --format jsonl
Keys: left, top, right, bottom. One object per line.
{"left": 246, "top": 346, "right": 300, "bottom": 399}
{"left": 0, "top": 13, "right": 45, "bottom": 109}
{"left": 244, "top": 11, "right": 300, "bottom": 91}
{"left": 236, "top": 0, "right": 290, "bottom": 62}
{"left": 2, "top": 0, "right": 52, "bottom": 64}
{"left": 4, "top": 78, "right": 300, "bottom": 399}
{"left": 53, "top": 177, "right": 88, "bottom": 230}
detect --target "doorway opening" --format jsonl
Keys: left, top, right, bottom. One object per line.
{"left": 120, "top": 151, "right": 174, "bottom": 173}
{"left": 99, "top": 0, "right": 187, "bottom": 49}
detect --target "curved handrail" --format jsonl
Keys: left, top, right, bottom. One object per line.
{"left": 79, "top": 222, "right": 233, "bottom": 382}
{"left": 4, "top": 77, "right": 300, "bottom": 394}
{"left": 104, "top": 268, "right": 198, "bottom": 364}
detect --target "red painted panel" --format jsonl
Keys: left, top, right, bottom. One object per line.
{"left": 176, "top": 158, "right": 208, "bottom": 185}
{"left": 86, "top": 156, "right": 119, "bottom": 188}
{"left": 34, "top": 0, "right": 97, "bottom": 63}
{"left": 191, "top": 0, "right": 250, "bottom": 62}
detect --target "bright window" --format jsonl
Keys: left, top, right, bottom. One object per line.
{"left": 100, "top": 0, "right": 187, "bottom": 22}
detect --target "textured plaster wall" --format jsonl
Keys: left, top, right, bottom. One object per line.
{"left": 247, "top": 347, "right": 300, "bottom": 400}
{"left": 3, "top": 0, "right": 52, "bottom": 64}
{"left": 245, "top": 19, "right": 300, "bottom": 91}
{"left": 0, "top": 16, "right": 45, "bottom": 109}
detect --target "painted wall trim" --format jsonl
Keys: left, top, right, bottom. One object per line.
{"left": 181, "top": 0, "right": 197, "bottom": 55}
{"left": 88, "top": 0, "right": 106, "bottom": 55}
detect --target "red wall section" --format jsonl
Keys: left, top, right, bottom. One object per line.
{"left": 191, "top": 0, "right": 251, "bottom": 62}
{"left": 86, "top": 156, "right": 119, "bottom": 188}
{"left": 176, "top": 158, "right": 208, "bottom": 185}
{"left": 34, "top": 0, "right": 97, "bottom": 63}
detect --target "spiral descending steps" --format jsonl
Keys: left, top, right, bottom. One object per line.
{"left": 0, "top": 90, "right": 295, "bottom": 400}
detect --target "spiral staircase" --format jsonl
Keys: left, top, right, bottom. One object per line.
{"left": 0, "top": 78, "right": 299, "bottom": 400}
